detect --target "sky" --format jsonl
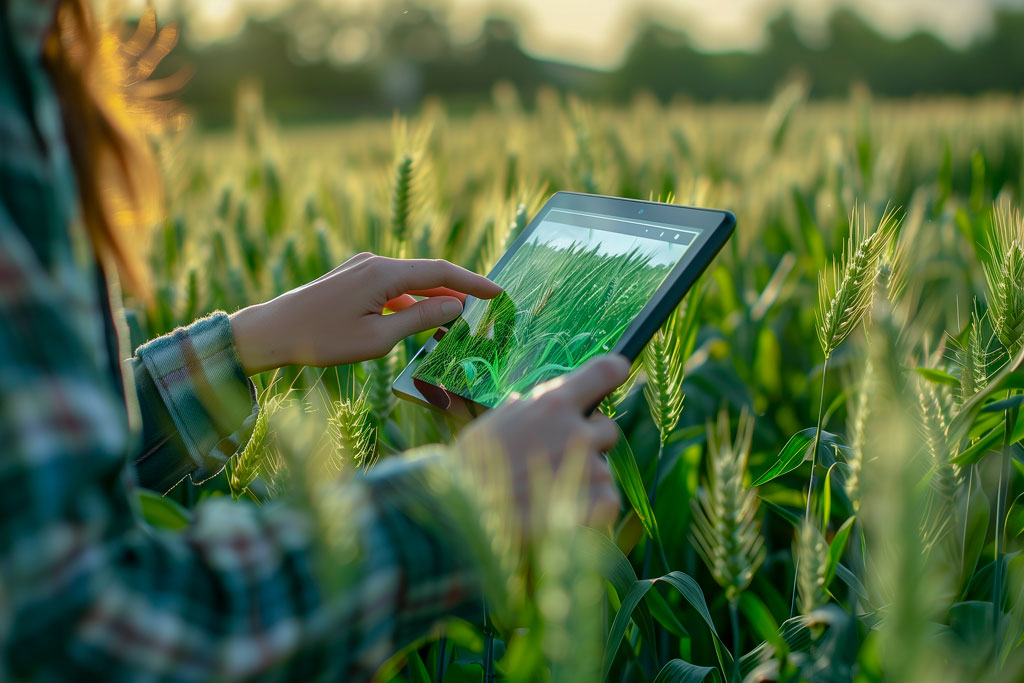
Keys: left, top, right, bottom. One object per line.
{"left": 528, "top": 216, "right": 691, "bottom": 267}
{"left": 128, "top": 0, "right": 1022, "bottom": 69}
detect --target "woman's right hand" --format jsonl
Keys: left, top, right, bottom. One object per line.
{"left": 455, "top": 355, "right": 630, "bottom": 537}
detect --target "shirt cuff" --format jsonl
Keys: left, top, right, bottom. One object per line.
{"left": 134, "top": 312, "right": 257, "bottom": 483}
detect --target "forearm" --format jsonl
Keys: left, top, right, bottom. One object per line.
{"left": 131, "top": 312, "right": 258, "bottom": 490}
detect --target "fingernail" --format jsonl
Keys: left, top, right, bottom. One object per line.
{"left": 441, "top": 299, "right": 463, "bottom": 318}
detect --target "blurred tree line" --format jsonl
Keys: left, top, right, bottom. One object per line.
{"left": 156, "top": 2, "right": 1024, "bottom": 126}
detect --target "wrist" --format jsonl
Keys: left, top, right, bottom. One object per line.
{"left": 229, "top": 302, "right": 291, "bottom": 375}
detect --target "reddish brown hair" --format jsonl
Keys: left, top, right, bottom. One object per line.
{"left": 43, "top": 0, "right": 180, "bottom": 300}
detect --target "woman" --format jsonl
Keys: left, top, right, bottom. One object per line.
{"left": 0, "top": 0, "right": 626, "bottom": 679}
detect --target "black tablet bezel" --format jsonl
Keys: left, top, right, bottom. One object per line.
{"left": 392, "top": 191, "right": 735, "bottom": 417}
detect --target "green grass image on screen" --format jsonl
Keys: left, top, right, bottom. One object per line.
{"left": 414, "top": 220, "right": 692, "bottom": 407}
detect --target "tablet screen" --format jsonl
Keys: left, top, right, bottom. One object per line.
{"left": 412, "top": 207, "right": 702, "bottom": 407}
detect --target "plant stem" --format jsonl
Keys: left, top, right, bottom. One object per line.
{"left": 729, "top": 598, "right": 741, "bottom": 657}
{"left": 643, "top": 441, "right": 670, "bottom": 578}
{"left": 993, "top": 401, "right": 1019, "bottom": 636}
{"left": 435, "top": 636, "right": 447, "bottom": 681}
{"left": 483, "top": 612, "right": 494, "bottom": 682}
{"left": 806, "top": 357, "right": 831, "bottom": 525}
{"left": 791, "top": 357, "right": 830, "bottom": 617}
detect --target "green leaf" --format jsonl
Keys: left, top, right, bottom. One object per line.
{"left": 960, "top": 485, "right": 991, "bottom": 590}
{"left": 578, "top": 527, "right": 657, "bottom": 649}
{"left": 657, "top": 572, "right": 721, "bottom": 640}
{"left": 603, "top": 580, "right": 656, "bottom": 680}
{"left": 947, "top": 351, "right": 1024, "bottom": 446}
{"left": 406, "top": 650, "right": 431, "bottom": 683}
{"left": 738, "top": 592, "right": 785, "bottom": 653}
{"left": 602, "top": 572, "right": 720, "bottom": 680}
{"left": 652, "top": 659, "right": 722, "bottom": 683}
{"left": 761, "top": 499, "right": 802, "bottom": 527}
{"left": 834, "top": 563, "right": 869, "bottom": 600}
{"left": 607, "top": 426, "right": 662, "bottom": 547}
{"left": 751, "top": 429, "right": 814, "bottom": 486}
{"left": 648, "top": 589, "right": 688, "bottom": 638}
{"left": 1006, "top": 493, "right": 1024, "bottom": 539}
{"left": 136, "top": 490, "right": 192, "bottom": 531}
{"left": 953, "top": 410, "right": 1024, "bottom": 466}
{"left": 822, "top": 464, "right": 837, "bottom": 528}
{"left": 983, "top": 395, "right": 1024, "bottom": 413}
{"left": 751, "top": 428, "right": 849, "bottom": 487}
{"left": 914, "top": 367, "right": 960, "bottom": 387}
{"left": 825, "top": 516, "right": 855, "bottom": 586}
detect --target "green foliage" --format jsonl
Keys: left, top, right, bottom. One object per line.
{"left": 136, "top": 90, "right": 1024, "bottom": 682}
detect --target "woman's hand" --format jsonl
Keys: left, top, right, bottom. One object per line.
{"left": 229, "top": 252, "right": 502, "bottom": 375}
{"left": 456, "top": 355, "right": 629, "bottom": 535}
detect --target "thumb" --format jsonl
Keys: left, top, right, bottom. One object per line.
{"left": 383, "top": 296, "right": 464, "bottom": 339}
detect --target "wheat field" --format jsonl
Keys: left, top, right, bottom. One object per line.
{"left": 133, "top": 85, "right": 1024, "bottom": 682}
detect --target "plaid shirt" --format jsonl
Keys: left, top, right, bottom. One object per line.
{"left": 0, "top": 2, "right": 481, "bottom": 680}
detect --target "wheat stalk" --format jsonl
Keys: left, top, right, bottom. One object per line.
{"left": 327, "top": 383, "right": 378, "bottom": 474}
{"left": 984, "top": 205, "right": 1024, "bottom": 358}
{"left": 983, "top": 204, "right": 1024, "bottom": 635}
{"left": 363, "top": 344, "right": 403, "bottom": 427}
{"left": 642, "top": 316, "right": 685, "bottom": 443}
{"left": 951, "top": 309, "right": 992, "bottom": 407}
{"left": 690, "top": 408, "right": 766, "bottom": 603}
{"left": 599, "top": 358, "right": 641, "bottom": 419}
{"left": 844, "top": 357, "right": 873, "bottom": 514}
{"left": 794, "top": 518, "right": 828, "bottom": 615}
{"left": 916, "top": 373, "right": 958, "bottom": 501}
{"left": 817, "top": 205, "right": 901, "bottom": 359}
{"left": 389, "top": 153, "right": 414, "bottom": 258}
{"left": 228, "top": 392, "right": 286, "bottom": 501}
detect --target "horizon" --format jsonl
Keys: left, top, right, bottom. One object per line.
{"left": 128, "top": 0, "right": 1024, "bottom": 70}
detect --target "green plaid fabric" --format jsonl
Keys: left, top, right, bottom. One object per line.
{"left": 0, "top": 2, "right": 482, "bottom": 679}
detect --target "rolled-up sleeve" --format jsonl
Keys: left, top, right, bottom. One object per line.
{"left": 131, "top": 312, "right": 259, "bottom": 492}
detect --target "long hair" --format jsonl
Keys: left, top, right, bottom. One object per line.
{"left": 43, "top": 0, "right": 180, "bottom": 300}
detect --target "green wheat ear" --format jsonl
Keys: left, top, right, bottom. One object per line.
{"left": 795, "top": 517, "right": 828, "bottom": 615}
{"left": 949, "top": 308, "right": 993, "bottom": 407}
{"left": 915, "top": 368, "right": 959, "bottom": 501}
{"left": 328, "top": 383, "right": 378, "bottom": 473}
{"left": 817, "top": 204, "right": 901, "bottom": 359}
{"left": 389, "top": 153, "right": 415, "bottom": 258}
{"left": 845, "top": 357, "right": 872, "bottom": 514}
{"left": 599, "top": 358, "right": 642, "bottom": 419}
{"left": 363, "top": 344, "right": 403, "bottom": 426}
{"left": 983, "top": 204, "right": 1024, "bottom": 358}
{"left": 229, "top": 392, "right": 286, "bottom": 501}
{"left": 642, "top": 315, "right": 685, "bottom": 442}
{"left": 689, "top": 408, "right": 765, "bottom": 603}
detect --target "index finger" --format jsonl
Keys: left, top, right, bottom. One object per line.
{"left": 382, "top": 258, "right": 502, "bottom": 301}
{"left": 555, "top": 355, "right": 631, "bottom": 410}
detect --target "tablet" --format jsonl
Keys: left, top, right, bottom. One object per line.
{"left": 392, "top": 192, "right": 735, "bottom": 418}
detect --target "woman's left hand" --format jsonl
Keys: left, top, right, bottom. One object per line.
{"left": 229, "top": 252, "right": 502, "bottom": 375}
